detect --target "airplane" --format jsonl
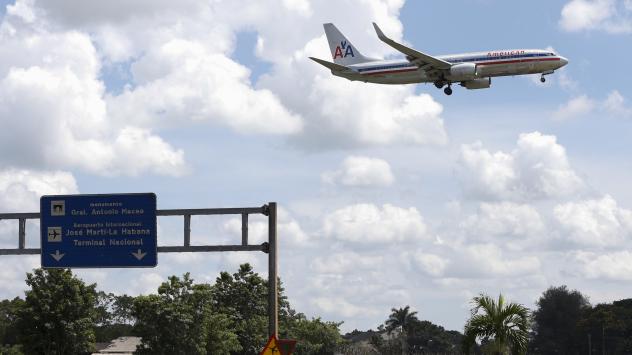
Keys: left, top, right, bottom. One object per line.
{"left": 310, "top": 23, "right": 568, "bottom": 95}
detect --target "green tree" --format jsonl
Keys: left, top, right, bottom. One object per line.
{"left": 0, "top": 297, "right": 24, "bottom": 347}
{"left": 463, "top": 294, "right": 529, "bottom": 355}
{"left": 529, "top": 285, "right": 590, "bottom": 354}
{"left": 577, "top": 299, "right": 632, "bottom": 354}
{"left": 133, "top": 273, "right": 240, "bottom": 355}
{"left": 212, "top": 264, "right": 270, "bottom": 355}
{"left": 17, "top": 268, "right": 98, "bottom": 355}
{"left": 385, "top": 306, "right": 419, "bottom": 355}
{"left": 286, "top": 315, "right": 344, "bottom": 354}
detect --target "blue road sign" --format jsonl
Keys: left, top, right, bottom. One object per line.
{"left": 40, "top": 193, "right": 157, "bottom": 268}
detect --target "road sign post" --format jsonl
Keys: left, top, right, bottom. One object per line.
{"left": 40, "top": 193, "right": 157, "bottom": 268}
{"left": 0, "top": 198, "right": 280, "bottom": 339}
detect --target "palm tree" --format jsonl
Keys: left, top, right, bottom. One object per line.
{"left": 385, "top": 306, "right": 418, "bottom": 355}
{"left": 462, "top": 293, "right": 529, "bottom": 355}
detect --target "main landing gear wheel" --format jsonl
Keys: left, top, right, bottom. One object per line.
{"left": 540, "top": 76, "right": 546, "bottom": 83}
{"left": 444, "top": 86, "right": 453, "bottom": 96}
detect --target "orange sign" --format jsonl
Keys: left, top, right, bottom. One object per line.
{"left": 260, "top": 335, "right": 297, "bottom": 355}
{"left": 260, "top": 335, "right": 280, "bottom": 355}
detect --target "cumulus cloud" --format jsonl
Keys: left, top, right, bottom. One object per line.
{"left": 459, "top": 132, "right": 584, "bottom": 201}
{"left": 0, "top": 11, "right": 186, "bottom": 176}
{"left": 409, "top": 252, "right": 449, "bottom": 277}
{"left": 446, "top": 244, "right": 541, "bottom": 278}
{"left": 603, "top": 90, "right": 632, "bottom": 117}
{"left": 560, "top": 0, "right": 632, "bottom": 33}
{"left": 553, "top": 95, "right": 596, "bottom": 120}
{"left": 311, "top": 252, "right": 384, "bottom": 274}
{"left": 554, "top": 195, "right": 632, "bottom": 247}
{"left": 553, "top": 90, "right": 632, "bottom": 120}
{"left": 322, "top": 156, "right": 395, "bottom": 187}
{"left": 0, "top": 169, "right": 78, "bottom": 212}
{"left": 575, "top": 251, "right": 632, "bottom": 280}
{"left": 460, "top": 202, "right": 546, "bottom": 242}
{"left": 323, "top": 203, "right": 428, "bottom": 244}
{"left": 108, "top": 38, "right": 303, "bottom": 135}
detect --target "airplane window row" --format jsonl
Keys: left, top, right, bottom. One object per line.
{"left": 449, "top": 53, "right": 555, "bottom": 63}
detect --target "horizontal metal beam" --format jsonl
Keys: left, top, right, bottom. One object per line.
{"left": 0, "top": 248, "right": 40, "bottom": 255}
{"left": 157, "top": 206, "right": 267, "bottom": 217}
{"left": 0, "top": 206, "right": 268, "bottom": 221}
{"left": 0, "top": 244, "right": 268, "bottom": 255}
{"left": 0, "top": 213, "right": 40, "bottom": 220}
{"left": 159, "top": 244, "right": 267, "bottom": 252}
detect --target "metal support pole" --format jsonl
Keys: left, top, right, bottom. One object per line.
{"left": 18, "top": 218, "right": 26, "bottom": 249}
{"left": 184, "top": 214, "right": 191, "bottom": 247}
{"left": 267, "top": 202, "right": 278, "bottom": 338}
{"left": 241, "top": 213, "right": 248, "bottom": 246}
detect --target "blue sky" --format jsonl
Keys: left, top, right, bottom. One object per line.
{"left": 0, "top": 0, "right": 632, "bottom": 333}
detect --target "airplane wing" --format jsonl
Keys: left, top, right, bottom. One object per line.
{"left": 309, "top": 57, "right": 350, "bottom": 72}
{"left": 372, "top": 22, "right": 452, "bottom": 71}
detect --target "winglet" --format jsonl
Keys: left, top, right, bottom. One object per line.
{"left": 372, "top": 22, "right": 387, "bottom": 41}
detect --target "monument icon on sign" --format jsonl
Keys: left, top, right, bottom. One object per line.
{"left": 51, "top": 201, "right": 65, "bottom": 216}
{"left": 47, "top": 227, "right": 62, "bottom": 242}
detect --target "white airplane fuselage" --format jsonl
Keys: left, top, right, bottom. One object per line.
{"left": 340, "top": 49, "right": 568, "bottom": 85}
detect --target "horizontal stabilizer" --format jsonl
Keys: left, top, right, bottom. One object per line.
{"left": 372, "top": 22, "right": 452, "bottom": 70}
{"left": 309, "top": 57, "right": 350, "bottom": 72}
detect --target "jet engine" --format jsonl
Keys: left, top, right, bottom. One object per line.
{"left": 460, "top": 77, "right": 491, "bottom": 90}
{"left": 448, "top": 63, "right": 477, "bottom": 80}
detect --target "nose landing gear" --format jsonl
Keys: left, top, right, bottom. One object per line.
{"left": 540, "top": 70, "right": 555, "bottom": 83}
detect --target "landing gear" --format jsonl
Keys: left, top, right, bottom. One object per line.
{"left": 444, "top": 86, "right": 453, "bottom": 96}
{"left": 540, "top": 70, "right": 554, "bottom": 83}
{"left": 434, "top": 81, "right": 445, "bottom": 89}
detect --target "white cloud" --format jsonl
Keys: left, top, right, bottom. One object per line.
{"left": 461, "top": 202, "right": 545, "bottom": 241}
{"left": 311, "top": 252, "right": 384, "bottom": 274}
{"left": 410, "top": 252, "right": 449, "bottom": 277}
{"left": 0, "top": 18, "right": 186, "bottom": 176}
{"left": 446, "top": 244, "right": 541, "bottom": 278}
{"left": 323, "top": 203, "right": 428, "bottom": 244}
{"left": 108, "top": 38, "right": 303, "bottom": 135}
{"left": 459, "top": 132, "right": 584, "bottom": 201}
{"left": 322, "top": 156, "right": 395, "bottom": 187}
{"left": 552, "top": 95, "right": 596, "bottom": 120}
{"left": 313, "top": 296, "right": 366, "bottom": 318}
{"left": 575, "top": 251, "right": 632, "bottom": 280}
{"left": 553, "top": 90, "right": 632, "bottom": 120}
{"left": 554, "top": 195, "right": 632, "bottom": 247}
{"left": 603, "top": 90, "right": 632, "bottom": 117}
{"left": 0, "top": 169, "right": 78, "bottom": 212}
{"left": 560, "top": 0, "right": 632, "bottom": 33}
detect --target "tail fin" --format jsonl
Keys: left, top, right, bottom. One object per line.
{"left": 323, "top": 23, "right": 373, "bottom": 65}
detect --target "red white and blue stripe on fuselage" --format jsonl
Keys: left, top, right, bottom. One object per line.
{"left": 352, "top": 50, "right": 561, "bottom": 76}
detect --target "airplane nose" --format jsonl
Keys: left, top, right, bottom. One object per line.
{"left": 559, "top": 56, "right": 569, "bottom": 67}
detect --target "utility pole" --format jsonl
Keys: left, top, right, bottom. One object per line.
{"left": 588, "top": 333, "right": 592, "bottom": 355}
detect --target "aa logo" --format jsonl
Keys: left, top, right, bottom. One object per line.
{"left": 333, "top": 41, "right": 355, "bottom": 59}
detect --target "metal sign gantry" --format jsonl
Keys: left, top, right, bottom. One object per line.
{"left": 0, "top": 200, "right": 279, "bottom": 338}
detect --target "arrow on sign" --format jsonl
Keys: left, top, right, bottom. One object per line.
{"left": 50, "top": 250, "right": 65, "bottom": 262}
{"left": 132, "top": 249, "right": 147, "bottom": 260}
